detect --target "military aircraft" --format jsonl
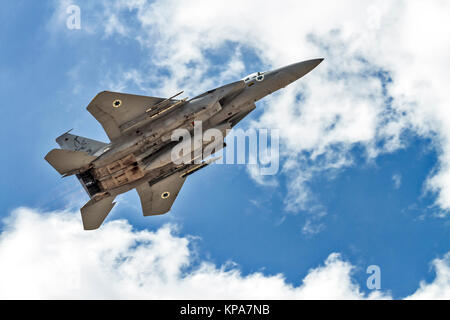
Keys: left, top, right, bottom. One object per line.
{"left": 45, "top": 58, "right": 323, "bottom": 230}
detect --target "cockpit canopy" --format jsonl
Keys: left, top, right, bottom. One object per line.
{"left": 243, "top": 71, "right": 265, "bottom": 83}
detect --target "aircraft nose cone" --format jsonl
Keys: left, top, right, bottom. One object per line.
{"left": 283, "top": 58, "right": 324, "bottom": 80}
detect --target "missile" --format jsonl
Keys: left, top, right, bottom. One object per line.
{"left": 120, "top": 91, "right": 188, "bottom": 133}
{"left": 180, "top": 156, "right": 222, "bottom": 178}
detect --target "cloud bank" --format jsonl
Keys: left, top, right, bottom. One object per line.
{"left": 0, "top": 208, "right": 448, "bottom": 299}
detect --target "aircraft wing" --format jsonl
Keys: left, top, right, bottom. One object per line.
{"left": 87, "top": 91, "right": 170, "bottom": 141}
{"left": 136, "top": 173, "right": 186, "bottom": 216}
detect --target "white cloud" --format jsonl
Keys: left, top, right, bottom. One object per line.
{"left": 1, "top": 208, "right": 449, "bottom": 299}
{"left": 0, "top": 207, "right": 393, "bottom": 299}
{"left": 407, "top": 253, "right": 450, "bottom": 300}
{"left": 302, "top": 219, "right": 326, "bottom": 236}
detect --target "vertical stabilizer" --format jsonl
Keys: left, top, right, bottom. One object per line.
{"left": 56, "top": 131, "right": 108, "bottom": 156}
{"left": 44, "top": 149, "right": 96, "bottom": 175}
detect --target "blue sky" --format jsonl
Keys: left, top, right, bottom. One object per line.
{"left": 1, "top": 1, "right": 449, "bottom": 299}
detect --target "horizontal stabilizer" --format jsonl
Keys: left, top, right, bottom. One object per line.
{"left": 45, "top": 149, "right": 96, "bottom": 175}
{"left": 80, "top": 196, "right": 116, "bottom": 230}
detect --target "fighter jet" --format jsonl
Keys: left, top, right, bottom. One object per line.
{"left": 45, "top": 58, "right": 323, "bottom": 230}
